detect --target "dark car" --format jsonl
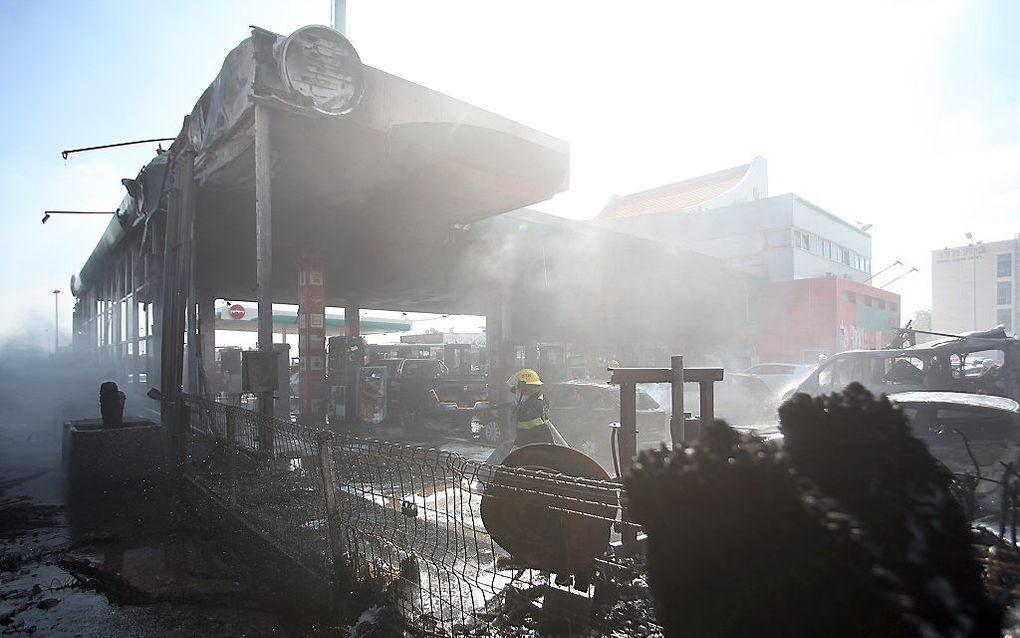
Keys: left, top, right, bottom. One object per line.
{"left": 684, "top": 372, "right": 775, "bottom": 427}
{"left": 541, "top": 381, "right": 669, "bottom": 471}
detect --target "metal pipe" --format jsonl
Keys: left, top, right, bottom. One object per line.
{"left": 878, "top": 266, "right": 919, "bottom": 290}
{"left": 863, "top": 260, "right": 902, "bottom": 284}
{"left": 53, "top": 289, "right": 60, "bottom": 353}
{"left": 42, "top": 210, "right": 116, "bottom": 224}
{"left": 61, "top": 137, "right": 175, "bottom": 160}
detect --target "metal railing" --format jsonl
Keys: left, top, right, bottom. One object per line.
{"left": 179, "top": 395, "right": 646, "bottom": 634}
{"left": 182, "top": 396, "right": 331, "bottom": 572}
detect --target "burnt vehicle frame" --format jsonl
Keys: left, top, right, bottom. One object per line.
{"left": 795, "top": 327, "right": 1020, "bottom": 402}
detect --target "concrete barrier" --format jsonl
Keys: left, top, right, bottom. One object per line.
{"left": 62, "top": 418, "right": 167, "bottom": 491}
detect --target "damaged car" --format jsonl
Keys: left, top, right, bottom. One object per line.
{"left": 794, "top": 326, "right": 1020, "bottom": 402}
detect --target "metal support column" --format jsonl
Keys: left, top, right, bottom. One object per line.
{"left": 669, "top": 355, "right": 685, "bottom": 446}
{"left": 699, "top": 379, "right": 715, "bottom": 429}
{"left": 618, "top": 380, "right": 638, "bottom": 551}
{"left": 486, "top": 292, "right": 513, "bottom": 441}
{"left": 255, "top": 104, "right": 274, "bottom": 398}
{"left": 344, "top": 301, "right": 361, "bottom": 422}
{"left": 254, "top": 103, "right": 275, "bottom": 457}
{"left": 159, "top": 139, "right": 196, "bottom": 471}
{"left": 198, "top": 291, "right": 216, "bottom": 398}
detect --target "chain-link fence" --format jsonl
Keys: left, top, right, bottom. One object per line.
{"left": 322, "top": 435, "right": 627, "bottom": 634}
{"left": 179, "top": 395, "right": 649, "bottom": 635}
{"left": 181, "top": 395, "right": 331, "bottom": 574}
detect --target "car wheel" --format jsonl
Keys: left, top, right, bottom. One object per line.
{"left": 483, "top": 420, "right": 502, "bottom": 445}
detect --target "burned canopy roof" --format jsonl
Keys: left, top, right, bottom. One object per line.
{"left": 72, "top": 24, "right": 569, "bottom": 308}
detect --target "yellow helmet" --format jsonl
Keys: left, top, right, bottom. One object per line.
{"left": 510, "top": 368, "right": 543, "bottom": 386}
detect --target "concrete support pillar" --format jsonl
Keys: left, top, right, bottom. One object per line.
{"left": 198, "top": 291, "right": 216, "bottom": 397}
{"left": 344, "top": 301, "right": 361, "bottom": 422}
{"left": 345, "top": 303, "right": 361, "bottom": 340}
{"left": 486, "top": 292, "right": 513, "bottom": 441}
{"left": 298, "top": 250, "right": 327, "bottom": 424}
{"left": 255, "top": 104, "right": 275, "bottom": 426}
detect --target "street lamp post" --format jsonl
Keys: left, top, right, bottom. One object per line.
{"left": 53, "top": 289, "right": 60, "bottom": 353}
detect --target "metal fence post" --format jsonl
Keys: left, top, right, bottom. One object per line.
{"left": 226, "top": 408, "right": 237, "bottom": 508}
{"left": 670, "top": 355, "right": 685, "bottom": 446}
{"left": 174, "top": 394, "right": 188, "bottom": 473}
{"left": 315, "top": 430, "right": 348, "bottom": 608}
{"left": 699, "top": 380, "right": 715, "bottom": 429}
{"left": 619, "top": 381, "right": 638, "bottom": 553}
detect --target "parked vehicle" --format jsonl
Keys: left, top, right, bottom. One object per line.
{"left": 367, "top": 358, "right": 487, "bottom": 428}
{"left": 794, "top": 327, "right": 1020, "bottom": 402}
{"left": 540, "top": 381, "right": 669, "bottom": 470}
{"left": 685, "top": 372, "right": 776, "bottom": 427}
{"left": 745, "top": 391, "right": 1020, "bottom": 512}
{"left": 744, "top": 362, "right": 816, "bottom": 397}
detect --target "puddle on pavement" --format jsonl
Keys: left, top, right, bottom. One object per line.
{"left": 1, "top": 477, "right": 300, "bottom": 637}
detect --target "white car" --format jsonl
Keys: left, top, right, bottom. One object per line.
{"left": 744, "top": 363, "right": 817, "bottom": 397}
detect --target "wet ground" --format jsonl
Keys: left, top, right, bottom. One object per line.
{"left": 0, "top": 417, "right": 302, "bottom": 637}
{"left": 0, "top": 404, "right": 508, "bottom": 638}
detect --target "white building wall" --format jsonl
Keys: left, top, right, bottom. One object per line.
{"left": 932, "top": 238, "right": 1018, "bottom": 334}
{"left": 601, "top": 193, "right": 871, "bottom": 283}
{"left": 789, "top": 197, "right": 871, "bottom": 282}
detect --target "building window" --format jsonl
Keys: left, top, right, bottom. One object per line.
{"left": 890, "top": 302, "right": 898, "bottom": 312}
{"left": 997, "top": 308, "right": 1013, "bottom": 332}
{"left": 998, "top": 253, "right": 1013, "bottom": 278}
{"left": 877, "top": 299, "right": 886, "bottom": 310}
{"left": 864, "top": 296, "right": 872, "bottom": 307}
{"left": 844, "top": 291, "right": 856, "bottom": 303}
{"left": 998, "top": 281, "right": 1012, "bottom": 305}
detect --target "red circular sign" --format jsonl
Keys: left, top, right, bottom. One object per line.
{"left": 228, "top": 304, "right": 246, "bottom": 320}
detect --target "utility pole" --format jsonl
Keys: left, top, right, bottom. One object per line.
{"left": 53, "top": 289, "right": 60, "bottom": 353}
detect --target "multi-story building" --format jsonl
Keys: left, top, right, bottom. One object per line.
{"left": 932, "top": 237, "right": 1019, "bottom": 335}
{"left": 595, "top": 157, "right": 900, "bottom": 363}
{"left": 597, "top": 156, "right": 873, "bottom": 283}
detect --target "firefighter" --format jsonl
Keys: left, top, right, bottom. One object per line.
{"left": 508, "top": 368, "right": 558, "bottom": 446}
{"left": 484, "top": 368, "right": 565, "bottom": 467}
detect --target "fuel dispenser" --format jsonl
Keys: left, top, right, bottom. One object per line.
{"left": 326, "top": 336, "right": 385, "bottom": 423}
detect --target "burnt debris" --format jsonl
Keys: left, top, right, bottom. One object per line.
{"left": 779, "top": 383, "right": 1002, "bottom": 637}
{"left": 626, "top": 420, "right": 912, "bottom": 638}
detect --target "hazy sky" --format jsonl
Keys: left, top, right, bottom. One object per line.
{"left": 1, "top": 0, "right": 1017, "bottom": 349}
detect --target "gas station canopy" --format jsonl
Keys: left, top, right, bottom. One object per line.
{"left": 72, "top": 24, "right": 570, "bottom": 315}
